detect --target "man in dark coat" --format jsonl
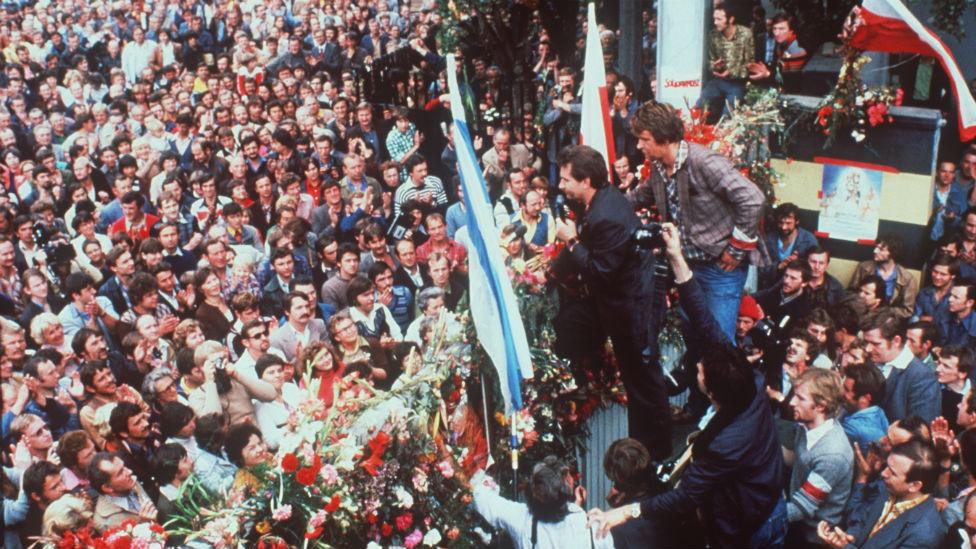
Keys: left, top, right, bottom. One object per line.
{"left": 588, "top": 223, "right": 786, "bottom": 549}
{"left": 551, "top": 145, "right": 670, "bottom": 460}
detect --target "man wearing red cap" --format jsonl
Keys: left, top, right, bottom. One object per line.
{"left": 736, "top": 294, "right": 764, "bottom": 351}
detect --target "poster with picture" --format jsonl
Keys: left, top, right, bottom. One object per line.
{"left": 817, "top": 163, "right": 884, "bottom": 242}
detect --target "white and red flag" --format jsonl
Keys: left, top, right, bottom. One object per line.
{"left": 849, "top": 0, "right": 976, "bottom": 141}
{"left": 579, "top": 2, "right": 616, "bottom": 175}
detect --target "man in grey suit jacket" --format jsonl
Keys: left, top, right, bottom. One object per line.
{"left": 480, "top": 128, "right": 542, "bottom": 181}
{"left": 863, "top": 310, "right": 941, "bottom": 423}
{"left": 269, "top": 292, "right": 329, "bottom": 363}
{"left": 817, "top": 440, "right": 946, "bottom": 549}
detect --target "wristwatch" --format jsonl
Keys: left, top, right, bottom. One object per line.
{"left": 629, "top": 502, "right": 641, "bottom": 519}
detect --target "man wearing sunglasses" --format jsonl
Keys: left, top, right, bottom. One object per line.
{"left": 233, "top": 319, "right": 284, "bottom": 381}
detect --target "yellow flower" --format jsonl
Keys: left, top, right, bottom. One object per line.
{"left": 255, "top": 521, "right": 272, "bottom": 535}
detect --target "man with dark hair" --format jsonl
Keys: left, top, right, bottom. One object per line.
{"left": 473, "top": 454, "right": 609, "bottom": 548}
{"left": 261, "top": 247, "right": 295, "bottom": 318}
{"left": 840, "top": 364, "right": 889, "bottom": 448}
{"left": 588, "top": 223, "right": 785, "bottom": 548}
{"left": 752, "top": 259, "right": 813, "bottom": 336}
{"left": 98, "top": 247, "right": 136, "bottom": 316}
{"left": 762, "top": 202, "right": 818, "bottom": 289}
{"left": 849, "top": 236, "right": 919, "bottom": 318}
{"left": 109, "top": 401, "right": 159, "bottom": 500}
{"left": 698, "top": 3, "right": 755, "bottom": 119}
{"left": 747, "top": 13, "right": 808, "bottom": 93}
{"left": 269, "top": 292, "right": 328, "bottom": 363}
{"left": 632, "top": 100, "right": 765, "bottom": 341}
{"left": 89, "top": 452, "right": 157, "bottom": 531}
{"left": 862, "top": 310, "right": 941, "bottom": 422}
{"left": 914, "top": 254, "right": 956, "bottom": 324}
{"left": 817, "top": 440, "right": 945, "bottom": 548}
{"left": 320, "top": 243, "right": 361, "bottom": 310}
{"left": 18, "top": 460, "right": 66, "bottom": 546}
{"left": 939, "top": 280, "right": 976, "bottom": 348}
{"left": 858, "top": 274, "right": 888, "bottom": 314}
{"left": 393, "top": 153, "right": 448, "bottom": 216}
{"left": 937, "top": 346, "right": 975, "bottom": 432}
{"left": 22, "top": 355, "right": 80, "bottom": 440}
{"left": 109, "top": 190, "right": 159, "bottom": 243}
{"left": 553, "top": 144, "right": 669, "bottom": 458}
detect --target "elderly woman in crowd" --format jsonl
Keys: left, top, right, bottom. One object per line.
{"left": 29, "top": 313, "right": 72, "bottom": 355}
{"left": 328, "top": 309, "right": 390, "bottom": 387}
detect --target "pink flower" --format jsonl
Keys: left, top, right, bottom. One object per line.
{"left": 404, "top": 529, "right": 424, "bottom": 548}
{"left": 309, "top": 510, "right": 327, "bottom": 529}
{"left": 272, "top": 504, "right": 293, "bottom": 521}
{"left": 320, "top": 464, "right": 339, "bottom": 484}
{"left": 436, "top": 460, "right": 455, "bottom": 479}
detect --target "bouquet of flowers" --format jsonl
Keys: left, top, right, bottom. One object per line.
{"left": 683, "top": 87, "right": 787, "bottom": 203}
{"left": 50, "top": 520, "right": 167, "bottom": 549}
{"left": 816, "top": 52, "right": 903, "bottom": 147}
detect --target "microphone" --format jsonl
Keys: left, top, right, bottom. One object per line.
{"left": 554, "top": 194, "right": 570, "bottom": 222}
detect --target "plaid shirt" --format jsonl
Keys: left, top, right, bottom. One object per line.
{"left": 646, "top": 141, "right": 764, "bottom": 264}
{"left": 385, "top": 123, "right": 416, "bottom": 181}
{"left": 656, "top": 141, "right": 708, "bottom": 262}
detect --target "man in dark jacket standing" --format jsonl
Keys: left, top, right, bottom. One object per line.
{"left": 587, "top": 224, "right": 786, "bottom": 549}
{"left": 552, "top": 145, "right": 670, "bottom": 460}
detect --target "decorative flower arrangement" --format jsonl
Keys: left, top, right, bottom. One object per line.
{"left": 815, "top": 53, "right": 903, "bottom": 147}
{"left": 683, "top": 86, "right": 787, "bottom": 204}
{"left": 51, "top": 520, "right": 168, "bottom": 549}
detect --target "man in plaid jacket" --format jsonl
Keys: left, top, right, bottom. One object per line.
{"left": 632, "top": 101, "right": 766, "bottom": 342}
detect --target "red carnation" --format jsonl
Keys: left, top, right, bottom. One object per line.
{"left": 367, "top": 511, "right": 379, "bottom": 524}
{"left": 325, "top": 494, "right": 341, "bottom": 512}
{"left": 281, "top": 453, "right": 299, "bottom": 473}
{"left": 381, "top": 522, "right": 394, "bottom": 537}
{"left": 395, "top": 512, "right": 414, "bottom": 532}
{"left": 296, "top": 467, "right": 317, "bottom": 486}
{"left": 305, "top": 527, "right": 324, "bottom": 540}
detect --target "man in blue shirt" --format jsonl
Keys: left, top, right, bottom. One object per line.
{"left": 840, "top": 363, "right": 888, "bottom": 449}
{"left": 939, "top": 282, "right": 976, "bottom": 348}
{"left": 913, "top": 254, "right": 956, "bottom": 323}
{"left": 761, "top": 202, "right": 818, "bottom": 289}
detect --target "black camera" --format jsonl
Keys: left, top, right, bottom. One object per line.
{"left": 749, "top": 315, "right": 791, "bottom": 354}
{"left": 633, "top": 221, "right": 665, "bottom": 251}
{"left": 33, "top": 223, "right": 76, "bottom": 265}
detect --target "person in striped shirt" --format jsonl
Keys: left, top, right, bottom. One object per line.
{"left": 393, "top": 154, "right": 448, "bottom": 217}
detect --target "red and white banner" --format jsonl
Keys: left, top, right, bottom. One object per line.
{"left": 579, "top": 2, "right": 615, "bottom": 176}
{"left": 850, "top": 0, "right": 976, "bottom": 141}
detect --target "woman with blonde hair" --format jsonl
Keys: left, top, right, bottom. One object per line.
{"left": 29, "top": 313, "right": 71, "bottom": 355}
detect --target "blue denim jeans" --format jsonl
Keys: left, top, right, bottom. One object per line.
{"left": 691, "top": 261, "right": 748, "bottom": 342}
{"left": 750, "top": 495, "right": 787, "bottom": 549}
{"left": 696, "top": 78, "right": 747, "bottom": 118}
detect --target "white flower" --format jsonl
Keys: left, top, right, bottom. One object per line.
{"left": 851, "top": 130, "right": 866, "bottom": 142}
{"left": 367, "top": 542, "right": 383, "bottom": 549}
{"left": 423, "top": 529, "right": 443, "bottom": 546}
{"left": 395, "top": 486, "right": 415, "bottom": 509}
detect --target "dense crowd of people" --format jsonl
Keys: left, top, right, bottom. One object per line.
{"left": 1, "top": 0, "right": 976, "bottom": 548}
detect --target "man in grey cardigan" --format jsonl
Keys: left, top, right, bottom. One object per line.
{"left": 785, "top": 368, "right": 854, "bottom": 548}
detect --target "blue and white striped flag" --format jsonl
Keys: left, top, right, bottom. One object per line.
{"left": 447, "top": 55, "right": 533, "bottom": 412}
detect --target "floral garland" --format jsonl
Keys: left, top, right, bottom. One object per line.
{"left": 159, "top": 243, "right": 634, "bottom": 547}
{"left": 815, "top": 52, "right": 903, "bottom": 147}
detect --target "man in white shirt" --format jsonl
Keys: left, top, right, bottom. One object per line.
{"left": 121, "top": 26, "right": 158, "bottom": 84}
